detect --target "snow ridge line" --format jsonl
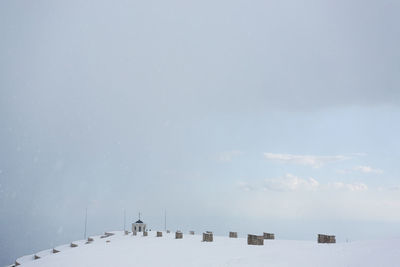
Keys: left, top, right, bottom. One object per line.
{"left": 11, "top": 231, "right": 126, "bottom": 267}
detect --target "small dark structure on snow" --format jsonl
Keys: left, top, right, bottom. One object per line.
{"left": 247, "top": 234, "right": 264, "bottom": 245}
{"left": 318, "top": 234, "right": 336, "bottom": 243}
{"left": 101, "top": 232, "right": 114, "bottom": 239}
{"left": 202, "top": 232, "right": 213, "bottom": 242}
{"left": 70, "top": 242, "right": 78, "bottom": 248}
{"left": 263, "top": 232, "right": 275, "bottom": 240}
{"left": 175, "top": 231, "right": 183, "bottom": 239}
{"left": 229, "top": 232, "right": 238, "bottom": 238}
{"left": 143, "top": 231, "right": 148, "bottom": 237}
{"left": 157, "top": 231, "right": 163, "bottom": 237}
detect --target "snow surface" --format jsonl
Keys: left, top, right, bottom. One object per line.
{"left": 13, "top": 231, "right": 400, "bottom": 267}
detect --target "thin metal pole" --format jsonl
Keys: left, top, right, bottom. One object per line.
{"left": 124, "top": 209, "right": 126, "bottom": 232}
{"left": 164, "top": 209, "right": 167, "bottom": 231}
{"left": 84, "top": 207, "right": 88, "bottom": 240}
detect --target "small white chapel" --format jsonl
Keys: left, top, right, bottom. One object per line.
{"left": 132, "top": 213, "right": 146, "bottom": 233}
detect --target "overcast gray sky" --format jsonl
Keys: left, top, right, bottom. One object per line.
{"left": 1, "top": 0, "right": 400, "bottom": 266}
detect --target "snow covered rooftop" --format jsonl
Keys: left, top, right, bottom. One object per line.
{"left": 11, "top": 230, "right": 400, "bottom": 267}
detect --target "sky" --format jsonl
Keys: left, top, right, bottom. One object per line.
{"left": 1, "top": 0, "right": 400, "bottom": 265}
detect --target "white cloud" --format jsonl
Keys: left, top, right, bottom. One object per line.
{"left": 337, "top": 165, "right": 383, "bottom": 175}
{"left": 264, "top": 174, "right": 320, "bottom": 192}
{"left": 236, "top": 181, "right": 253, "bottom": 192}
{"left": 263, "top": 153, "right": 348, "bottom": 168}
{"left": 353, "top": 165, "right": 383, "bottom": 174}
{"left": 351, "top": 152, "right": 368, "bottom": 156}
{"left": 238, "top": 173, "right": 368, "bottom": 193}
{"left": 388, "top": 186, "right": 400, "bottom": 191}
{"left": 218, "top": 150, "right": 242, "bottom": 162}
{"left": 329, "top": 182, "right": 368, "bottom": 191}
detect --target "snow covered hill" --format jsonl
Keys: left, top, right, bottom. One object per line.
{"left": 9, "top": 231, "right": 400, "bottom": 267}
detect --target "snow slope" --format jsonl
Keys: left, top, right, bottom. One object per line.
{"left": 11, "top": 231, "right": 400, "bottom": 267}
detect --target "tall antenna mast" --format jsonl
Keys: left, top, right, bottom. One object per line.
{"left": 164, "top": 209, "right": 167, "bottom": 231}
{"left": 84, "top": 207, "right": 88, "bottom": 240}
{"left": 123, "top": 209, "right": 126, "bottom": 232}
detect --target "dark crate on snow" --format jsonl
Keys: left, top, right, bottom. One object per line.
{"left": 229, "top": 232, "right": 238, "bottom": 238}
{"left": 263, "top": 233, "right": 275, "bottom": 240}
{"left": 157, "top": 231, "right": 163, "bottom": 237}
{"left": 104, "top": 232, "right": 115, "bottom": 237}
{"left": 247, "top": 234, "right": 264, "bottom": 245}
{"left": 202, "top": 232, "right": 213, "bottom": 242}
{"left": 318, "top": 234, "right": 336, "bottom": 244}
{"left": 175, "top": 231, "right": 183, "bottom": 239}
